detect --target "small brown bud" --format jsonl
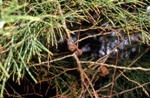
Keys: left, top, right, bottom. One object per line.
{"left": 100, "top": 66, "right": 109, "bottom": 77}
{"left": 75, "top": 49, "right": 82, "bottom": 56}
{"left": 68, "top": 44, "right": 77, "bottom": 52}
{"left": 0, "top": 44, "right": 2, "bottom": 54}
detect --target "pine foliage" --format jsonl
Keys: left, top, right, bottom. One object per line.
{"left": 0, "top": 0, "right": 150, "bottom": 97}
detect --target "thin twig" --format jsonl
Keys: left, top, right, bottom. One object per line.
{"left": 32, "top": 54, "right": 74, "bottom": 67}
{"left": 20, "top": 93, "right": 43, "bottom": 97}
{"left": 7, "top": 83, "right": 21, "bottom": 98}
{"left": 73, "top": 53, "right": 99, "bottom": 98}
{"left": 37, "top": 67, "right": 78, "bottom": 83}
{"left": 119, "top": 70, "right": 149, "bottom": 97}
{"left": 75, "top": 32, "right": 111, "bottom": 44}
{"left": 82, "top": 40, "right": 124, "bottom": 96}
{"left": 56, "top": 0, "right": 72, "bottom": 41}
{"left": 96, "top": 48, "right": 149, "bottom": 93}
{"left": 73, "top": 53, "right": 85, "bottom": 98}
{"left": 83, "top": 81, "right": 94, "bottom": 98}
{"left": 81, "top": 60, "right": 150, "bottom": 71}
{"left": 101, "top": 82, "right": 150, "bottom": 98}
{"left": 83, "top": 70, "right": 99, "bottom": 98}
{"left": 85, "top": 40, "right": 125, "bottom": 70}
{"left": 45, "top": 80, "right": 52, "bottom": 96}
{"left": 110, "top": 51, "right": 118, "bottom": 97}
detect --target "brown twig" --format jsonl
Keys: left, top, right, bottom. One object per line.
{"left": 37, "top": 67, "right": 78, "bottom": 83}
{"left": 56, "top": 0, "right": 72, "bottom": 42}
{"left": 45, "top": 80, "right": 52, "bottom": 96}
{"left": 100, "top": 80, "right": 150, "bottom": 98}
{"left": 119, "top": 70, "right": 149, "bottom": 97}
{"left": 75, "top": 32, "right": 111, "bottom": 44}
{"left": 83, "top": 70, "right": 99, "bottom": 98}
{"left": 72, "top": 53, "right": 85, "bottom": 97}
{"left": 98, "top": 81, "right": 150, "bottom": 98}
{"left": 81, "top": 60, "right": 150, "bottom": 71}
{"left": 21, "top": 93, "right": 43, "bottom": 97}
{"left": 73, "top": 53, "right": 99, "bottom": 98}
{"left": 110, "top": 51, "right": 118, "bottom": 97}
{"left": 7, "top": 83, "right": 21, "bottom": 98}
{"left": 96, "top": 48, "right": 149, "bottom": 93}
{"left": 32, "top": 54, "right": 74, "bottom": 67}
{"left": 85, "top": 40, "right": 125, "bottom": 70}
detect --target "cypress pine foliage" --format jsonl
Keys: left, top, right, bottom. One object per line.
{"left": 0, "top": 0, "right": 150, "bottom": 97}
